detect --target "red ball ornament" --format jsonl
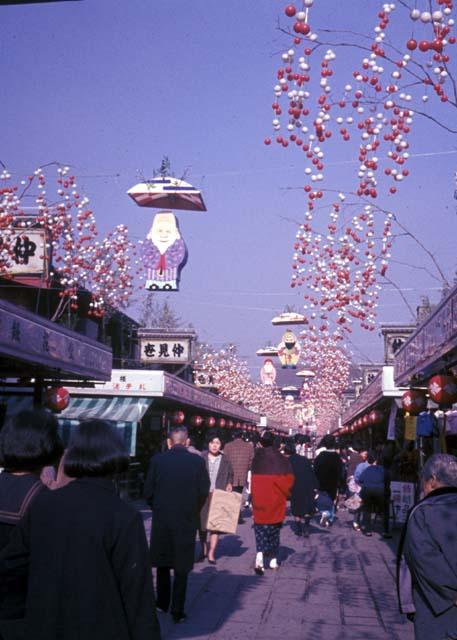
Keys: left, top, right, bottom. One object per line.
{"left": 206, "top": 416, "right": 216, "bottom": 428}
{"left": 190, "top": 415, "right": 203, "bottom": 427}
{"left": 402, "top": 389, "right": 427, "bottom": 415}
{"left": 418, "top": 40, "right": 430, "bottom": 52}
{"left": 172, "top": 410, "right": 185, "bottom": 425}
{"left": 284, "top": 4, "right": 296, "bottom": 17}
{"left": 45, "top": 387, "right": 70, "bottom": 412}
{"left": 264, "top": 138, "right": 271, "bottom": 145}
{"left": 428, "top": 375, "right": 457, "bottom": 406}
{"left": 406, "top": 39, "right": 417, "bottom": 51}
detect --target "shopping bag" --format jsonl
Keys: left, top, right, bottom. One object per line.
{"left": 344, "top": 494, "right": 362, "bottom": 512}
{"left": 205, "top": 489, "right": 242, "bottom": 534}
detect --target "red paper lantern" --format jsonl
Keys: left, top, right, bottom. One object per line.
{"left": 362, "top": 414, "right": 370, "bottom": 426}
{"left": 235, "top": 422, "right": 241, "bottom": 430}
{"left": 206, "top": 416, "right": 216, "bottom": 428}
{"left": 217, "top": 418, "right": 226, "bottom": 429}
{"left": 45, "top": 387, "right": 70, "bottom": 412}
{"left": 369, "top": 409, "right": 384, "bottom": 426}
{"left": 428, "top": 375, "right": 457, "bottom": 406}
{"left": 227, "top": 420, "right": 234, "bottom": 429}
{"left": 402, "top": 389, "right": 427, "bottom": 415}
{"left": 190, "top": 415, "right": 203, "bottom": 427}
{"left": 172, "top": 410, "right": 185, "bottom": 425}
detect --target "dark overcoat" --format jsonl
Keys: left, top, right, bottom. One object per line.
{"left": 0, "top": 477, "right": 161, "bottom": 640}
{"left": 289, "top": 454, "right": 318, "bottom": 517}
{"left": 399, "top": 486, "right": 457, "bottom": 640}
{"left": 144, "top": 445, "right": 210, "bottom": 573}
{"left": 202, "top": 451, "right": 234, "bottom": 490}
{"left": 313, "top": 450, "right": 343, "bottom": 500}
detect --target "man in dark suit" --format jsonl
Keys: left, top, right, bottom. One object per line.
{"left": 144, "top": 426, "right": 210, "bottom": 624}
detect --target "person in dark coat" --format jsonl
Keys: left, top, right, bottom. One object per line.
{"left": 398, "top": 453, "right": 457, "bottom": 640}
{"left": 358, "top": 453, "right": 385, "bottom": 536}
{"left": 0, "top": 409, "right": 63, "bottom": 640}
{"left": 144, "top": 426, "right": 210, "bottom": 624}
{"left": 313, "top": 435, "right": 344, "bottom": 502}
{"left": 251, "top": 431, "right": 294, "bottom": 575}
{"left": 284, "top": 441, "right": 317, "bottom": 537}
{"left": 0, "top": 419, "right": 161, "bottom": 640}
{"left": 200, "top": 430, "right": 234, "bottom": 564}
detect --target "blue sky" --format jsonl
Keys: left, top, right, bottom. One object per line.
{"left": 2, "top": 0, "right": 456, "bottom": 375}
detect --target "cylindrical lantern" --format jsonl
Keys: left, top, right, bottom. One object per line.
{"left": 217, "top": 417, "right": 226, "bottom": 429}
{"left": 190, "top": 415, "right": 203, "bottom": 427}
{"left": 402, "top": 389, "right": 427, "bottom": 415}
{"left": 369, "top": 409, "right": 384, "bottom": 426}
{"left": 428, "top": 374, "right": 457, "bottom": 406}
{"left": 227, "top": 420, "right": 234, "bottom": 429}
{"left": 362, "top": 414, "right": 370, "bottom": 426}
{"left": 206, "top": 416, "right": 216, "bottom": 428}
{"left": 45, "top": 387, "right": 70, "bottom": 412}
{"left": 172, "top": 410, "right": 185, "bottom": 425}
{"left": 235, "top": 422, "right": 241, "bottom": 430}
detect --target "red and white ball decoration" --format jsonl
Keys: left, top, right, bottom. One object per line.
{"left": 402, "top": 389, "right": 427, "bottom": 415}
{"left": 428, "top": 374, "right": 457, "bottom": 405}
{"left": 45, "top": 386, "right": 70, "bottom": 412}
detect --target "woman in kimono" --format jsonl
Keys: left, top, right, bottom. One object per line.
{"left": 0, "top": 420, "right": 161, "bottom": 640}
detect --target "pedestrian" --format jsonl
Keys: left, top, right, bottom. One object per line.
{"left": 223, "top": 428, "right": 254, "bottom": 523}
{"left": 186, "top": 435, "right": 202, "bottom": 457}
{"left": 144, "top": 426, "right": 210, "bottom": 624}
{"left": 284, "top": 441, "right": 317, "bottom": 537}
{"left": 0, "top": 409, "right": 63, "bottom": 639}
{"left": 251, "top": 431, "right": 294, "bottom": 575}
{"left": 346, "top": 448, "right": 367, "bottom": 481}
{"left": 313, "top": 435, "right": 343, "bottom": 512}
{"left": 0, "top": 419, "right": 161, "bottom": 640}
{"left": 357, "top": 452, "right": 385, "bottom": 536}
{"left": 353, "top": 450, "right": 370, "bottom": 483}
{"left": 397, "top": 453, "right": 457, "bottom": 640}
{"left": 200, "top": 430, "right": 234, "bottom": 564}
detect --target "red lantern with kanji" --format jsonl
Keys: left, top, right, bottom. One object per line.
{"left": 172, "top": 410, "right": 185, "bottom": 425}
{"left": 402, "top": 389, "right": 427, "bottom": 415}
{"left": 369, "top": 409, "right": 384, "bottom": 426}
{"left": 217, "top": 418, "right": 226, "bottom": 429}
{"left": 190, "top": 415, "right": 203, "bottom": 427}
{"left": 428, "top": 375, "right": 457, "bottom": 406}
{"left": 206, "top": 416, "right": 216, "bottom": 428}
{"left": 45, "top": 387, "right": 70, "bottom": 412}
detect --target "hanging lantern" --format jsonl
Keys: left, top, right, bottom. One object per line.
{"left": 362, "top": 414, "right": 370, "bottom": 426}
{"left": 402, "top": 389, "right": 427, "bottom": 415}
{"left": 369, "top": 409, "right": 384, "bottom": 426}
{"left": 217, "top": 417, "right": 226, "bottom": 429}
{"left": 206, "top": 416, "right": 216, "bottom": 428}
{"left": 45, "top": 387, "right": 70, "bottom": 412}
{"left": 428, "top": 375, "right": 457, "bottom": 406}
{"left": 227, "top": 420, "right": 234, "bottom": 429}
{"left": 172, "top": 410, "right": 185, "bottom": 425}
{"left": 190, "top": 415, "right": 203, "bottom": 427}
{"left": 235, "top": 422, "right": 241, "bottom": 430}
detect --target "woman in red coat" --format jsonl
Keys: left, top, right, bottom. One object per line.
{"left": 251, "top": 431, "right": 294, "bottom": 575}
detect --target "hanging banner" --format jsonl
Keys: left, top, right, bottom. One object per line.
{"left": 260, "top": 358, "right": 277, "bottom": 385}
{"left": 142, "top": 211, "right": 187, "bottom": 291}
{"left": 387, "top": 402, "right": 398, "bottom": 441}
{"left": 390, "top": 481, "right": 415, "bottom": 524}
{"left": 277, "top": 330, "right": 301, "bottom": 369}
{"left": 7, "top": 228, "right": 48, "bottom": 276}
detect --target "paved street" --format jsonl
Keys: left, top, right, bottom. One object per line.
{"left": 140, "top": 505, "right": 413, "bottom": 640}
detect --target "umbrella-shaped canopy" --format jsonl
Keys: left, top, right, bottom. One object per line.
{"left": 127, "top": 177, "right": 206, "bottom": 212}
{"left": 271, "top": 312, "right": 306, "bottom": 326}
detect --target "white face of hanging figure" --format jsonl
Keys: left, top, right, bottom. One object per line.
{"left": 155, "top": 218, "right": 175, "bottom": 244}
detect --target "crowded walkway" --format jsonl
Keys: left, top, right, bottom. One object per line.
{"left": 140, "top": 503, "right": 413, "bottom": 640}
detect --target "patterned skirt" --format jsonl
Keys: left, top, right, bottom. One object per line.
{"left": 254, "top": 523, "right": 281, "bottom": 555}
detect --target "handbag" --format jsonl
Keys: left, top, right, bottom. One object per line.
{"left": 344, "top": 494, "right": 362, "bottom": 512}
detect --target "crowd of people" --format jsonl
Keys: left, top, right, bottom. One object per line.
{"left": 0, "top": 410, "right": 456, "bottom": 640}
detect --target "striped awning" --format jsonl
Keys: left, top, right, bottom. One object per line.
{"left": 59, "top": 396, "right": 152, "bottom": 423}
{"left": 0, "top": 395, "right": 33, "bottom": 416}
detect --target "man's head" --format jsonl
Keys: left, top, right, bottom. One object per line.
{"left": 169, "top": 426, "right": 188, "bottom": 447}
{"left": 421, "top": 453, "right": 457, "bottom": 496}
{"left": 366, "top": 452, "right": 376, "bottom": 465}
{"left": 360, "top": 450, "right": 369, "bottom": 462}
{"left": 260, "top": 430, "right": 274, "bottom": 448}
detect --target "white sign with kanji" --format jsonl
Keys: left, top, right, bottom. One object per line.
{"left": 140, "top": 338, "right": 191, "bottom": 364}
{"left": 390, "top": 481, "right": 415, "bottom": 524}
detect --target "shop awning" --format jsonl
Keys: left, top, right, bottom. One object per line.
{"left": 0, "top": 395, "right": 33, "bottom": 416}
{"left": 59, "top": 396, "right": 153, "bottom": 423}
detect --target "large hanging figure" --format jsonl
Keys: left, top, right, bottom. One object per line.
{"left": 143, "top": 211, "right": 187, "bottom": 291}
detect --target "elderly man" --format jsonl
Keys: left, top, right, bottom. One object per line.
{"left": 398, "top": 453, "right": 457, "bottom": 640}
{"left": 144, "top": 427, "right": 210, "bottom": 624}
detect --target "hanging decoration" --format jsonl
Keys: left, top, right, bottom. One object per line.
{"left": 260, "top": 358, "right": 277, "bottom": 385}
{"left": 278, "top": 329, "right": 301, "bottom": 368}
{"left": 402, "top": 389, "right": 427, "bottom": 415}
{"left": 45, "top": 387, "right": 70, "bottom": 412}
{"left": 142, "top": 211, "right": 187, "bottom": 291}
{"left": 428, "top": 374, "right": 457, "bottom": 405}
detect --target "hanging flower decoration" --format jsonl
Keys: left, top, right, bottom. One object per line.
{"left": 0, "top": 164, "right": 137, "bottom": 318}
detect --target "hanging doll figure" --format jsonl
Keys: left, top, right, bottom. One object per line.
{"left": 143, "top": 211, "right": 187, "bottom": 291}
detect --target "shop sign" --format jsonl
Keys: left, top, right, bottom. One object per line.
{"left": 140, "top": 338, "right": 191, "bottom": 363}
{"left": 0, "top": 299, "right": 111, "bottom": 380}
{"left": 390, "top": 481, "right": 415, "bottom": 524}
{"left": 8, "top": 228, "right": 48, "bottom": 276}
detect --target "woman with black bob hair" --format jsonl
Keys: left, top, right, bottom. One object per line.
{"left": 0, "top": 409, "right": 63, "bottom": 638}
{"left": 0, "top": 419, "right": 161, "bottom": 640}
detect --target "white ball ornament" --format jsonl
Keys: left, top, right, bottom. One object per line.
{"left": 410, "top": 8, "right": 420, "bottom": 19}
{"left": 420, "top": 11, "right": 431, "bottom": 22}
{"left": 304, "top": 0, "right": 313, "bottom": 6}
{"left": 432, "top": 10, "right": 443, "bottom": 21}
